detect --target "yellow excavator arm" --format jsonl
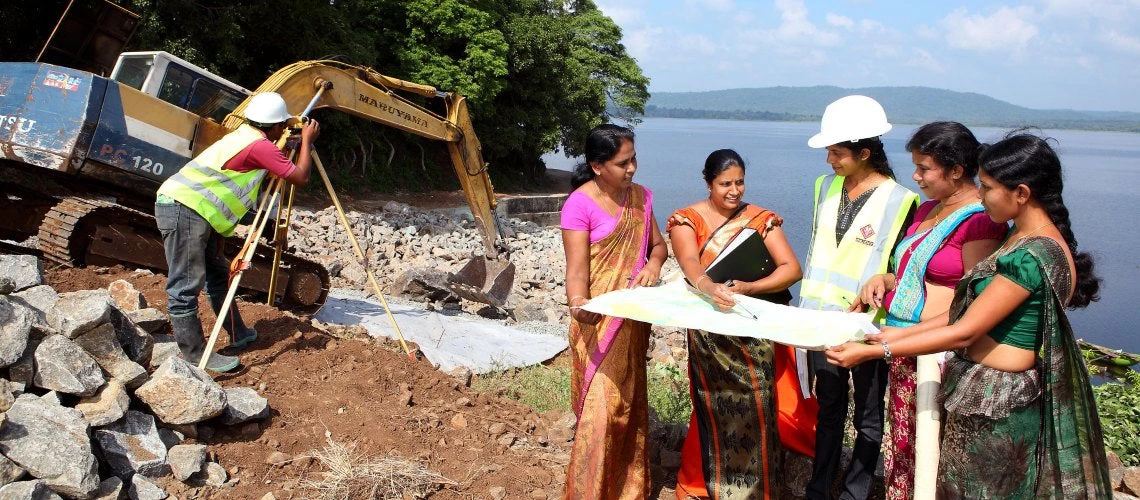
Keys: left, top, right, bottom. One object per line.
{"left": 221, "top": 60, "right": 504, "bottom": 260}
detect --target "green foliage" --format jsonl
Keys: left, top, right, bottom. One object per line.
{"left": 473, "top": 359, "right": 693, "bottom": 423}
{"left": 473, "top": 363, "right": 571, "bottom": 414}
{"left": 2, "top": 0, "right": 648, "bottom": 190}
{"left": 1093, "top": 369, "right": 1140, "bottom": 465}
{"left": 648, "top": 362, "right": 693, "bottom": 424}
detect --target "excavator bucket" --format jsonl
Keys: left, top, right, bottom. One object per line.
{"left": 447, "top": 257, "right": 515, "bottom": 307}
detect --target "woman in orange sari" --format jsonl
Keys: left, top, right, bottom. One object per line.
{"left": 668, "top": 149, "right": 808, "bottom": 499}
{"left": 561, "top": 124, "right": 668, "bottom": 499}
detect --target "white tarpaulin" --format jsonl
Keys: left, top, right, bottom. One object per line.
{"left": 580, "top": 279, "right": 878, "bottom": 350}
{"left": 314, "top": 290, "right": 568, "bottom": 374}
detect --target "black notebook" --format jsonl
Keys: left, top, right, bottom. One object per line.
{"left": 704, "top": 228, "right": 792, "bottom": 303}
{"left": 705, "top": 228, "right": 775, "bottom": 283}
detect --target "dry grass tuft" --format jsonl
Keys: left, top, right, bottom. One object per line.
{"left": 299, "top": 437, "right": 455, "bottom": 499}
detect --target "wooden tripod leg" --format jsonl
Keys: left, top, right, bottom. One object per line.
{"left": 199, "top": 177, "right": 284, "bottom": 370}
{"left": 310, "top": 151, "right": 414, "bottom": 358}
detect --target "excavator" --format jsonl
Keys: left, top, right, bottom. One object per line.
{"left": 0, "top": 0, "right": 515, "bottom": 312}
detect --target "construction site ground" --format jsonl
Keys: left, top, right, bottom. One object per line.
{"left": 40, "top": 172, "right": 683, "bottom": 499}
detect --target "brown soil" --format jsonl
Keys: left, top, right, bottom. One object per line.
{"left": 45, "top": 265, "right": 679, "bottom": 499}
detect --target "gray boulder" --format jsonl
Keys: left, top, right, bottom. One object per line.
{"left": 395, "top": 268, "right": 457, "bottom": 302}
{"left": 0, "top": 479, "right": 62, "bottom": 500}
{"left": 0, "top": 297, "right": 31, "bottom": 368}
{"left": 147, "top": 336, "right": 178, "bottom": 371}
{"left": 110, "top": 310, "right": 155, "bottom": 367}
{"left": 166, "top": 444, "right": 206, "bottom": 482}
{"left": 156, "top": 429, "right": 182, "bottom": 450}
{"left": 200, "top": 462, "right": 227, "bottom": 487}
{"left": 220, "top": 387, "right": 270, "bottom": 425}
{"left": 0, "top": 454, "right": 25, "bottom": 488}
{"left": 5, "top": 329, "right": 45, "bottom": 387}
{"left": 0, "top": 394, "right": 100, "bottom": 498}
{"left": 134, "top": 358, "right": 226, "bottom": 425}
{"left": 32, "top": 335, "right": 105, "bottom": 396}
{"left": 8, "top": 285, "right": 58, "bottom": 329}
{"left": 0, "top": 255, "right": 43, "bottom": 293}
{"left": 73, "top": 323, "right": 148, "bottom": 388}
{"left": 74, "top": 380, "right": 130, "bottom": 427}
{"left": 95, "top": 410, "right": 169, "bottom": 479}
{"left": 91, "top": 477, "right": 123, "bottom": 500}
{"left": 127, "top": 475, "right": 166, "bottom": 500}
{"left": 47, "top": 289, "right": 113, "bottom": 339}
{"left": 0, "top": 277, "right": 13, "bottom": 296}
{"left": 125, "top": 309, "right": 167, "bottom": 335}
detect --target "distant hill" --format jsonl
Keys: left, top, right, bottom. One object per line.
{"left": 644, "top": 86, "right": 1140, "bottom": 132}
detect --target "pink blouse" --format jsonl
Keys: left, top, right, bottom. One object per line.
{"left": 560, "top": 186, "right": 654, "bottom": 244}
{"left": 882, "top": 200, "right": 1007, "bottom": 309}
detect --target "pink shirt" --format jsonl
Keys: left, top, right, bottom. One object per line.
{"left": 223, "top": 134, "right": 297, "bottom": 178}
{"left": 560, "top": 186, "right": 654, "bottom": 244}
{"left": 883, "top": 200, "right": 1007, "bottom": 309}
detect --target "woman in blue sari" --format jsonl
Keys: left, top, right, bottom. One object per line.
{"left": 850, "top": 122, "right": 1005, "bottom": 498}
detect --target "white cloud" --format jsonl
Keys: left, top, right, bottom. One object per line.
{"left": 826, "top": 13, "right": 855, "bottom": 29}
{"left": 595, "top": 2, "right": 645, "bottom": 26}
{"left": 772, "top": 0, "right": 841, "bottom": 46}
{"left": 679, "top": 34, "right": 719, "bottom": 55}
{"left": 906, "top": 48, "right": 947, "bottom": 73}
{"left": 859, "top": 19, "right": 887, "bottom": 35}
{"left": 940, "top": 6, "right": 1038, "bottom": 51}
{"left": 623, "top": 27, "right": 664, "bottom": 61}
{"left": 1102, "top": 30, "right": 1140, "bottom": 53}
{"left": 685, "top": 0, "right": 736, "bottom": 12}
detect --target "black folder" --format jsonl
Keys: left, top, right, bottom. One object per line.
{"left": 704, "top": 228, "right": 792, "bottom": 303}
{"left": 705, "top": 228, "right": 775, "bottom": 283}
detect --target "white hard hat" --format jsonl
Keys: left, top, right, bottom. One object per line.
{"left": 807, "top": 95, "right": 892, "bottom": 148}
{"left": 243, "top": 92, "right": 293, "bottom": 124}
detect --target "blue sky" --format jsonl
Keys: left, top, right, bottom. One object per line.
{"left": 596, "top": 0, "right": 1140, "bottom": 112}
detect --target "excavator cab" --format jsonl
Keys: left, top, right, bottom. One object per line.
{"left": 111, "top": 51, "right": 249, "bottom": 123}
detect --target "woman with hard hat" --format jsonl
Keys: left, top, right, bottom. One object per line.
{"left": 798, "top": 95, "right": 918, "bottom": 499}
{"left": 155, "top": 92, "right": 320, "bottom": 372}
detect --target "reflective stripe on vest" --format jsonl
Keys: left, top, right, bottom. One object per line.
{"left": 157, "top": 124, "right": 269, "bottom": 236}
{"left": 798, "top": 174, "right": 918, "bottom": 312}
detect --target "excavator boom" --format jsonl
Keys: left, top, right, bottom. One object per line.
{"left": 226, "top": 61, "right": 504, "bottom": 262}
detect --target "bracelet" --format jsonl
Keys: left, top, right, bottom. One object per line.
{"left": 694, "top": 275, "right": 711, "bottom": 294}
{"left": 568, "top": 295, "right": 587, "bottom": 309}
{"left": 881, "top": 340, "right": 893, "bottom": 363}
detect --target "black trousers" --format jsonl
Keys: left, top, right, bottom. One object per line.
{"left": 805, "top": 351, "right": 888, "bottom": 500}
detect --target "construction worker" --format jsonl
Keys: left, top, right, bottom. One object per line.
{"left": 155, "top": 92, "right": 320, "bottom": 372}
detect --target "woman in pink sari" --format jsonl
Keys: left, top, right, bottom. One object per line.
{"left": 560, "top": 124, "right": 668, "bottom": 499}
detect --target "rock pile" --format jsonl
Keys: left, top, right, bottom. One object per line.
{"left": 287, "top": 202, "right": 574, "bottom": 323}
{"left": 0, "top": 254, "right": 271, "bottom": 499}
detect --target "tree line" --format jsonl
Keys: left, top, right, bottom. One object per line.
{"left": 1, "top": 0, "right": 649, "bottom": 191}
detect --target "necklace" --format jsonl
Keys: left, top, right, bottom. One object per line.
{"left": 593, "top": 179, "right": 625, "bottom": 215}
{"left": 997, "top": 221, "right": 1051, "bottom": 254}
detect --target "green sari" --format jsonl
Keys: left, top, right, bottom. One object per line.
{"left": 938, "top": 236, "right": 1111, "bottom": 499}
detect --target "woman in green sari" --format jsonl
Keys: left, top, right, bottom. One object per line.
{"left": 825, "top": 133, "right": 1111, "bottom": 498}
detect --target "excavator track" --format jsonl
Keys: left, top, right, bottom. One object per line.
{"left": 37, "top": 196, "right": 330, "bottom": 314}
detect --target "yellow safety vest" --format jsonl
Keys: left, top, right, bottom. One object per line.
{"left": 799, "top": 174, "right": 918, "bottom": 313}
{"left": 157, "top": 124, "right": 269, "bottom": 237}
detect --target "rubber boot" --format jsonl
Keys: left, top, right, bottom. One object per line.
{"left": 208, "top": 294, "right": 257, "bottom": 350}
{"left": 170, "top": 314, "right": 240, "bottom": 373}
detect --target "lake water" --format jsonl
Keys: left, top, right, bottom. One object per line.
{"left": 542, "top": 118, "right": 1140, "bottom": 353}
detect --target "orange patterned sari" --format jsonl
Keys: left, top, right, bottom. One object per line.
{"left": 564, "top": 186, "right": 652, "bottom": 499}
{"left": 669, "top": 204, "right": 818, "bottom": 499}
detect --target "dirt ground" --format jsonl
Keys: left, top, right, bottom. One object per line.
{"left": 45, "top": 263, "right": 682, "bottom": 499}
